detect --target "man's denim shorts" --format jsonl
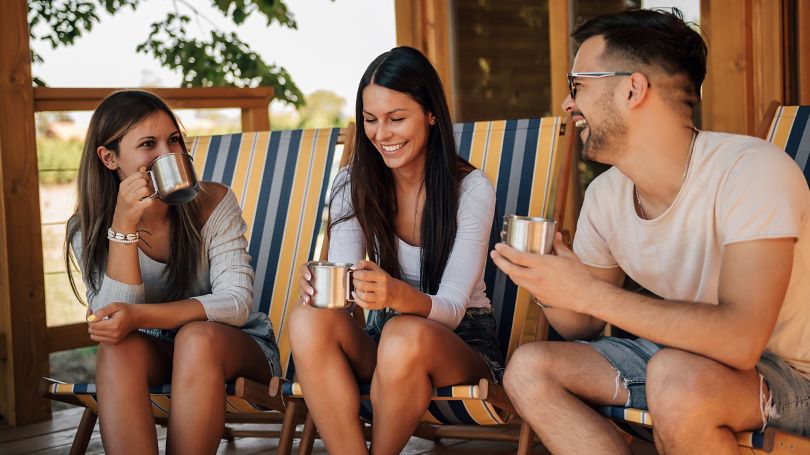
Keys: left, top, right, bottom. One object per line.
{"left": 578, "top": 336, "right": 810, "bottom": 437}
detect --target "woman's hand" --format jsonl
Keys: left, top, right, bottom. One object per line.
{"left": 87, "top": 302, "right": 141, "bottom": 344}
{"left": 351, "top": 260, "right": 401, "bottom": 311}
{"left": 111, "top": 167, "right": 154, "bottom": 231}
{"left": 299, "top": 263, "right": 315, "bottom": 306}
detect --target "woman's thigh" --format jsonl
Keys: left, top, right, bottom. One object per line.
{"left": 289, "top": 305, "right": 378, "bottom": 381}
{"left": 376, "top": 315, "right": 491, "bottom": 387}
{"left": 173, "top": 321, "right": 271, "bottom": 384}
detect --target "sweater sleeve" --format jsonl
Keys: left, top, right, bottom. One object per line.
{"left": 192, "top": 190, "right": 255, "bottom": 326}
{"left": 426, "top": 172, "right": 495, "bottom": 329}
{"left": 70, "top": 233, "right": 146, "bottom": 313}
{"left": 327, "top": 167, "right": 366, "bottom": 263}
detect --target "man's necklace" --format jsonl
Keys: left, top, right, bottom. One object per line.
{"left": 634, "top": 128, "right": 699, "bottom": 220}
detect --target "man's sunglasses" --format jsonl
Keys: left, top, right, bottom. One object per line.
{"left": 567, "top": 72, "right": 633, "bottom": 99}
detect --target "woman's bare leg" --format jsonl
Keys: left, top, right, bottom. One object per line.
{"left": 369, "top": 316, "right": 492, "bottom": 455}
{"left": 289, "top": 306, "right": 377, "bottom": 455}
{"left": 96, "top": 332, "right": 173, "bottom": 455}
{"left": 166, "top": 321, "right": 272, "bottom": 455}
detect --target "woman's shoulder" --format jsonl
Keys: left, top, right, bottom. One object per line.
{"left": 198, "top": 182, "right": 237, "bottom": 228}
{"left": 459, "top": 169, "right": 495, "bottom": 206}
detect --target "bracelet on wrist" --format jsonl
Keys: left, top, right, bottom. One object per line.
{"left": 107, "top": 227, "right": 139, "bottom": 245}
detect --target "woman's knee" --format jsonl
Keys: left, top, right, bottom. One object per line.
{"left": 288, "top": 305, "right": 353, "bottom": 353}
{"left": 96, "top": 333, "right": 161, "bottom": 381}
{"left": 173, "top": 321, "right": 227, "bottom": 362}
{"left": 376, "top": 316, "right": 437, "bottom": 371}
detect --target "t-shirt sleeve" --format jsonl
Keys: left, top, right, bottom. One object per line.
{"left": 573, "top": 178, "right": 620, "bottom": 268}
{"left": 327, "top": 167, "right": 366, "bottom": 263}
{"left": 717, "top": 146, "right": 808, "bottom": 245}
{"left": 427, "top": 173, "right": 496, "bottom": 329}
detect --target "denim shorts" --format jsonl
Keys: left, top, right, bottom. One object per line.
{"left": 365, "top": 307, "right": 505, "bottom": 383}
{"left": 139, "top": 311, "right": 281, "bottom": 377}
{"left": 579, "top": 336, "right": 810, "bottom": 436}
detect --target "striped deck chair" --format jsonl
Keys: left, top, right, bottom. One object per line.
{"left": 598, "top": 103, "right": 810, "bottom": 454}
{"left": 40, "top": 124, "right": 354, "bottom": 455}
{"left": 273, "top": 117, "right": 575, "bottom": 455}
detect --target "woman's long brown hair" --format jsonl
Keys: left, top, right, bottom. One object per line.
{"left": 331, "top": 47, "right": 473, "bottom": 294}
{"left": 65, "top": 90, "right": 203, "bottom": 303}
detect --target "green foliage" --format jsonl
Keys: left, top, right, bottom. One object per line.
{"left": 37, "top": 136, "right": 83, "bottom": 184}
{"left": 28, "top": 0, "right": 307, "bottom": 106}
{"left": 270, "top": 90, "right": 348, "bottom": 130}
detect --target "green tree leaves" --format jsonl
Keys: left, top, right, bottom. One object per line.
{"left": 28, "top": 0, "right": 306, "bottom": 106}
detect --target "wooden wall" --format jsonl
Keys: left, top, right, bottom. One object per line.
{"left": 0, "top": 0, "right": 50, "bottom": 425}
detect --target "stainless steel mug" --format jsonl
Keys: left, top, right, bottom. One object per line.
{"left": 306, "top": 261, "right": 356, "bottom": 309}
{"left": 146, "top": 153, "right": 200, "bottom": 205}
{"left": 501, "top": 215, "right": 556, "bottom": 254}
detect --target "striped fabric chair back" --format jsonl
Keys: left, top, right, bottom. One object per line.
{"left": 764, "top": 105, "right": 810, "bottom": 184}
{"left": 188, "top": 128, "right": 343, "bottom": 378}
{"left": 454, "top": 117, "right": 567, "bottom": 361}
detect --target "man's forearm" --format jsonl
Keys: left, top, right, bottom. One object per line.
{"left": 545, "top": 308, "right": 606, "bottom": 340}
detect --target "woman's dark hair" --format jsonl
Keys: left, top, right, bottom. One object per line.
{"left": 331, "top": 46, "right": 472, "bottom": 294}
{"left": 65, "top": 90, "right": 203, "bottom": 303}
{"left": 572, "top": 8, "right": 707, "bottom": 109}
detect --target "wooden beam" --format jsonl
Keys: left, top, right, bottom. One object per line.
{"left": 0, "top": 0, "right": 51, "bottom": 426}
{"left": 548, "top": 0, "right": 572, "bottom": 116}
{"left": 751, "top": 0, "right": 784, "bottom": 124}
{"left": 33, "top": 87, "right": 274, "bottom": 113}
{"left": 46, "top": 323, "right": 94, "bottom": 354}
{"left": 240, "top": 107, "right": 270, "bottom": 132}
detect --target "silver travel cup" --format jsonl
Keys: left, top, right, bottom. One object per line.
{"left": 146, "top": 153, "right": 200, "bottom": 205}
{"left": 306, "top": 261, "right": 356, "bottom": 309}
{"left": 501, "top": 215, "right": 556, "bottom": 254}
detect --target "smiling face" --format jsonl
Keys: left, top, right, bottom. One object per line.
{"left": 562, "top": 36, "right": 629, "bottom": 163}
{"left": 97, "top": 110, "right": 185, "bottom": 179}
{"left": 361, "top": 83, "right": 435, "bottom": 175}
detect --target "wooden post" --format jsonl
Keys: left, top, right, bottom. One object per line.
{"left": 799, "top": 0, "right": 810, "bottom": 104}
{"left": 394, "top": 0, "right": 454, "bottom": 117}
{"left": 241, "top": 106, "right": 271, "bottom": 131}
{"left": 701, "top": 0, "right": 786, "bottom": 134}
{"left": 548, "top": 0, "right": 572, "bottom": 116}
{"left": 0, "top": 0, "right": 50, "bottom": 425}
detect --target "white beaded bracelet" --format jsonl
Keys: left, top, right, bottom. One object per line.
{"left": 107, "top": 228, "right": 139, "bottom": 245}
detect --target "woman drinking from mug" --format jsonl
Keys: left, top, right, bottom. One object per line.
{"left": 289, "top": 47, "right": 504, "bottom": 455}
{"left": 65, "top": 90, "right": 279, "bottom": 454}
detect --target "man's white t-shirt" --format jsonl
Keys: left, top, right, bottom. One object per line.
{"left": 573, "top": 131, "right": 810, "bottom": 379}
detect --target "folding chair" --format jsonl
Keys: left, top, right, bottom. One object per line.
{"left": 40, "top": 124, "right": 354, "bottom": 455}
{"left": 272, "top": 117, "right": 575, "bottom": 455}
{"left": 598, "top": 103, "right": 810, "bottom": 454}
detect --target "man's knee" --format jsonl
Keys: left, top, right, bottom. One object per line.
{"left": 503, "top": 342, "right": 558, "bottom": 400}
{"left": 647, "top": 348, "right": 717, "bottom": 419}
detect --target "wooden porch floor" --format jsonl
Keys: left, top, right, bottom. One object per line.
{"left": 0, "top": 407, "right": 658, "bottom": 454}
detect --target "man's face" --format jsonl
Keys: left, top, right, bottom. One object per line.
{"left": 561, "top": 36, "right": 628, "bottom": 163}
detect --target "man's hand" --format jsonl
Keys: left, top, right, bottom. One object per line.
{"left": 490, "top": 232, "right": 600, "bottom": 313}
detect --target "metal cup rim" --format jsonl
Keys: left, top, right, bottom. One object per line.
{"left": 307, "top": 261, "right": 354, "bottom": 268}
{"left": 504, "top": 215, "right": 556, "bottom": 223}
{"left": 147, "top": 152, "right": 194, "bottom": 171}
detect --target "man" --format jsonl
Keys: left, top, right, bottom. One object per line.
{"left": 492, "top": 8, "right": 810, "bottom": 455}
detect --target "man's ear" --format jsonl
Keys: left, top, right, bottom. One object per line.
{"left": 96, "top": 146, "right": 118, "bottom": 170}
{"left": 626, "top": 72, "right": 650, "bottom": 108}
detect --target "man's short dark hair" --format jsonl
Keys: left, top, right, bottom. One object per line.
{"left": 571, "top": 8, "right": 707, "bottom": 108}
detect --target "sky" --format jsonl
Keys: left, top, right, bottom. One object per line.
{"left": 30, "top": 0, "right": 397, "bottom": 120}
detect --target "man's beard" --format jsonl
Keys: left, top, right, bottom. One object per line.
{"left": 582, "top": 92, "right": 627, "bottom": 163}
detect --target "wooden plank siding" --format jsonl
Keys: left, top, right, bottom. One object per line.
{"left": 0, "top": 0, "right": 51, "bottom": 426}
{"left": 799, "top": 0, "right": 810, "bottom": 104}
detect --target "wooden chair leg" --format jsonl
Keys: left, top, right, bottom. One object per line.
{"left": 517, "top": 421, "right": 534, "bottom": 455}
{"left": 69, "top": 408, "right": 98, "bottom": 455}
{"left": 297, "top": 413, "right": 318, "bottom": 455}
{"left": 278, "top": 399, "right": 301, "bottom": 455}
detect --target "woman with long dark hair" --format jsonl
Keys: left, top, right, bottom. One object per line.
{"left": 65, "top": 90, "right": 279, "bottom": 454}
{"left": 289, "top": 47, "right": 504, "bottom": 455}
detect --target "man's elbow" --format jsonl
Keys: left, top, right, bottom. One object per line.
{"left": 718, "top": 337, "right": 767, "bottom": 371}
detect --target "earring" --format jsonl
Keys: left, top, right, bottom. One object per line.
{"left": 429, "top": 117, "right": 436, "bottom": 125}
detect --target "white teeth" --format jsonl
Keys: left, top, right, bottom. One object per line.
{"left": 575, "top": 119, "right": 587, "bottom": 129}
{"left": 382, "top": 143, "right": 405, "bottom": 152}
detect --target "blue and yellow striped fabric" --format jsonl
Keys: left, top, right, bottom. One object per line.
{"left": 44, "top": 127, "right": 344, "bottom": 416}
{"left": 765, "top": 105, "right": 810, "bottom": 185}
{"left": 285, "top": 118, "right": 568, "bottom": 426}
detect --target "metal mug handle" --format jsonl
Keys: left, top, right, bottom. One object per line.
{"left": 346, "top": 268, "right": 356, "bottom": 302}
{"left": 144, "top": 170, "right": 160, "bottom": 200}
